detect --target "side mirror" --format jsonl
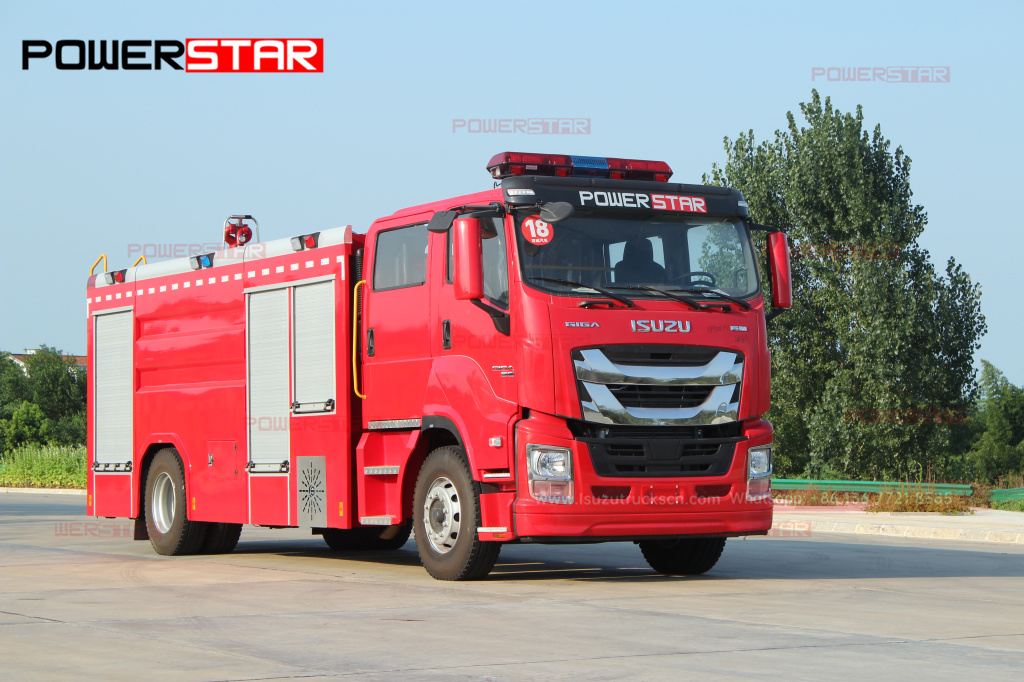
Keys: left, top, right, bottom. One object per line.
{"left": 453, "top": 217, "right": 484, "bottom": 300}
{"left": 768, "top": 232, "right": 792, "bottom": 309}
{"left": 540, "top": 202, "right": 574, "bottom": 223}
{"left": 427, "top": 210, "right": 457, "bottom": 233}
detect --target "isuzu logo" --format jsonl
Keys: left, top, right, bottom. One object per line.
{"left": 631, "top": 320, "right": 691, "bottom": 333}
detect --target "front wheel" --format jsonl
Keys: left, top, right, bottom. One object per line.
{"left": 413, "top": 446, "right": 500, "bottom": 581}
{"left": 639, "top": 537, "right": 726, "bottom": 575}
{"left": 144, "top": 448, "right": 208, "bottom": 555}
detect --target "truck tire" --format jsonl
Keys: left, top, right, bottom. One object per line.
{"left": 200, "top": 522, "right": 242, "bottom": 554}
{"left": 144, "top": 448, "right": 207, "bottom": 555}
{"left": 413, "top": 446, "right": 501, "bottom": 581}
{"left": 639, "top": 537, "right": 726, "bottom": 576}
{"left": 321, "top": 523, "right": 412, "bottom": 551}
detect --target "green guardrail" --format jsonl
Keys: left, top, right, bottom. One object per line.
{"left": 772, "top": 479, "right": 974, "bottom": 496}
{"left": 990, "top": 487, "right": 1024, "bottom": 502}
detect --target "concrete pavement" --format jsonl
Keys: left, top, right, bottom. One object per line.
{"left": 2, "top": 492, "right": 1023, "bottom": 681}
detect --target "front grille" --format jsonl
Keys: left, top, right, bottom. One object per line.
{"left": 607, "top": 384, "right": 715, "bottom": 409}
{"left": 587, "top": 441, "right": 737, "bottom": 477}
{"left": 570, "top": 420, "right": 743, "bottom": 478}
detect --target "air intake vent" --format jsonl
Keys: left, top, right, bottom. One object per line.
{"left": 601, "top": 345, "right": 721, "bottom": 367}
{"left": 607, "top": 384, "right": 715, "bottom": 409}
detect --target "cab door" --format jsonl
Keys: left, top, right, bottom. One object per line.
{"left": 362, "top": 221, "right": 432, "bottom": 423}
{"left": 431, "top": 215, "right": 518, "bottom": 468}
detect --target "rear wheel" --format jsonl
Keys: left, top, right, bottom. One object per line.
{"left": 144, "top": 448, "right": 207, "bottom": 555}
{"left": 200, "top": 522, "right": 242, "bottom": 554}
{"left": 413, "top": 446, "right": 500, "bottom": 581}
{"left": 639, "top": 537, "right": 726, "bottom": 575}
{"left": 322, "top": 522, "right": 412, "bottom": 551}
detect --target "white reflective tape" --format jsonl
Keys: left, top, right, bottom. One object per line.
{"left": 262, "top": 268, "right": 270, "bottom": 276}
{"left": 234, "top": 273, "right": 242, "bottom": 280}
{"left": 171, "top": 283, "right": 178, "bottom": 290}
{"left": 222, "top": 275, "right": 228, "bottom": 282}
{"left": 290, "top": 263, "right": 299, "bottom": 271}
{"left": 306, "top": 260, "right": 314, "bottom": 268}
{"left": 159, "top": 286, "right": 166, "bottom": 292}
{"left": 248, "top": 271, "right": 256, "bottom": 277}
{"left": 184, "top": 281, "right": 190, "bottom": 288}
{"left": 276, "top": 266, "right": 284, "bottom": 273}
{"left": 321, "top": 258, "right": 329, "bottom": 266}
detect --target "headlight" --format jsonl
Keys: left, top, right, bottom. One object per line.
{"left": 528, "top": 445, "right": 572, "bottom": 480}
{"left": 527, "top": 444, "right": 574, "bottom": 504}
{"left": 748, "top": 445, "right": 773, "bottom": 478}
{"left": 746, "top": 444, "right": 773, "bottom": 502}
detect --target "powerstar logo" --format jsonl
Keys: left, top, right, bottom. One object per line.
{"left": 631, "top": 320, "right": 691, "bottom": 333}
{"left": 22, "top": 39, "right": 323, "bottom": 72}
{"left": 579, "top": 191, "right": 707, "bottom": 213}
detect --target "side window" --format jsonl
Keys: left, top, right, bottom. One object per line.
{"left": 373, "top": 224, "right": 429, "bottom": 290}
{"left": 481, "top": 217, "right": 509, "bottom": 309}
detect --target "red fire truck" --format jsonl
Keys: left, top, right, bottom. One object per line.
{"left": 86, "top": 152, "right": 792, "bottom": 580}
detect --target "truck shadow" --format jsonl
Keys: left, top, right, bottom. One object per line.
{"left": 234, "top": 536, "right": 1024, "bottom": 582}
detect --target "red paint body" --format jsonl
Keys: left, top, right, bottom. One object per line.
{"left": 88, "top": 176, "right": 784, "bottom": 549}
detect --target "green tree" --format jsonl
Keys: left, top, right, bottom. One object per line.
{"left": 0, "top": 353, "right": 31, "bottom": 419}
{"left": 23, "top": 346, "right": 86, "bottom": 421}
{"left": 706, "top": 91, "right": 986, "bottom": 480}
{"left": 0, "top": 401, "right": 50, "bottom": 451}
{"left": 968, "top": 361, "right": 1024, "bottom": 481}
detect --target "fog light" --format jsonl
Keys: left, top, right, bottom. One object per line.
{"left": 746, "top": 478, "right": 771, "bottom": 502}
{"left": 529, "top": 480, "right": 574, "bottom": 504}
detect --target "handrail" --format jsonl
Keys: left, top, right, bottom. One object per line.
{"left": 352, "top": 280, "right": 367, "bottom": 399}
{"left": 772, "top": 479, "right": 973, "bottom": 495}
{"left": 132, "top": 256, "right": 147, "bottom": 267}
{"left": 990, "top": 487, "right": 1024, "bottom": 502}
{"left": 90, "top": 254, "right": 107, "bottom": 277}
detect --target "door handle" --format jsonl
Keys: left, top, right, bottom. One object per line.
{"left": 442, "top": 319, "right": 451, "bottom": 350}
{"left": 367, "top": 328, "right": 375, "bottom": 357}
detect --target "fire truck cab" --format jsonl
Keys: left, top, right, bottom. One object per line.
{"left": 87, "top": 152, "right": 792, "bottom": 580}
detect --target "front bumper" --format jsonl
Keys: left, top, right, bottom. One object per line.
{"left": 509, "top": 412, "right": 773, "bottom": 541}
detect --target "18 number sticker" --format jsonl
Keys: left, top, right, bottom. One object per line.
{"left": 522, "top": 215, "right": 553, "bottom": 245}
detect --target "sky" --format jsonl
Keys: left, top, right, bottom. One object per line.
{"left": 1, "top": 0, "right": 1022, "bottom": 384}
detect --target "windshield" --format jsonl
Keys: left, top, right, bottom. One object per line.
{"left": 513, "top": 210, "right": 759, "bottom": 300}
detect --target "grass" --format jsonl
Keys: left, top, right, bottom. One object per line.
{"left": 0, "top": 443, "right": 87, "bottom": 488}
{"left": 864, "top": 483, "right": 971, "bottom": 514}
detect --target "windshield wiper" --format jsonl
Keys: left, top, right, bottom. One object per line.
{"left": 675, "top": 285, "right": 752, "bottom": 310}
{"left": 532, "top": 277, "right": 635, "bottom": 308}
{"left": 607, "top": 285, "right": 703, "bottom": 311}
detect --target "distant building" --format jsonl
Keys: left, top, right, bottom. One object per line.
{"left": 6, "top": 349, "right": 87, "bottom": 376}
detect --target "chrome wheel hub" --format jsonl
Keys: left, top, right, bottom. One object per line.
{"left": 152, "top": 472, "right": 176, "bottom": 534}
{"left": 422, "top": 476, "right": 461, "bottom": 554}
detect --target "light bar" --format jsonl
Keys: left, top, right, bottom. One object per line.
{"left": 487, "top": 152, "right": 673, "bottom": 182}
